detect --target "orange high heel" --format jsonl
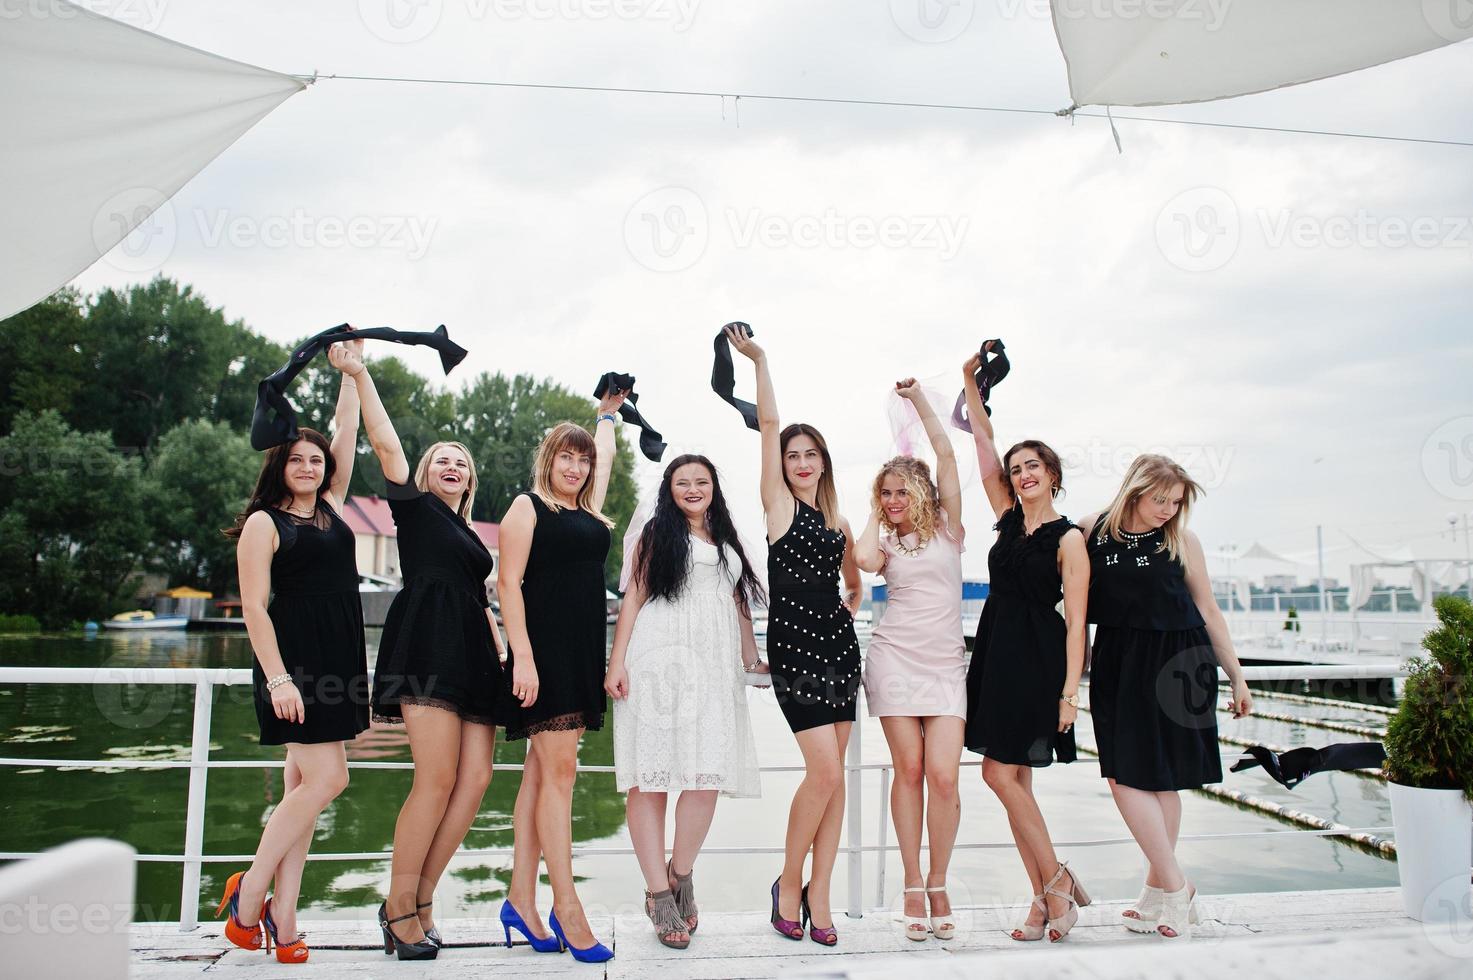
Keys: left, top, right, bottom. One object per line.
{"left": 214, "top": 870, "right": 263, "bottom": 951}
{"left": 263, "top": 897, "right": 309, "bottom": 963}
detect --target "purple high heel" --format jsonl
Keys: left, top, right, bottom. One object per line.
{"left": 770, "top": 879, "right": 802, "bottom": 940}
{"left": 801, "top": 884, "right": 838, "bottom": 946}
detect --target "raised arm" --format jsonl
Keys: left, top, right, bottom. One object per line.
{"left": 324, "top": 333, "right": 364, "bottom": 508}
{"left": 352, "top": 355, "right": 410, "bottom": 486}
{"left": 590, "top": 388, "right": 627, "bottom": 514}
{"left": 896, "top": 378, "right": 962, "bottom": 533}
{"left": 496, "top": 495, "right": 539, "bottom": 708}
{"left": 725, "top": 324, "right": 792, "bottom": 529}
{"left": 962, "top": 350, "right": 1010, "bottom": 520}
{"left": 1057, "top": 528, "right": 1089, "bottom": 733}
{"left": 854, "top": 505, "right": 886, "bottom": 575}
{"left": 237, "top": 512, "right": 304, "bottom": 724}
{"left": 1184, "top": 530, "right": 1253, "bottom": 719}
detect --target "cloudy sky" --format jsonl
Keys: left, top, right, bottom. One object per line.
{"left": 62, "top": 0, "right": 1473, "bottom": 584}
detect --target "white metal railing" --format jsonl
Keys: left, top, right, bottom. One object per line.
{"left": 0, "top": 663, "right": 1409, "bottom": 931}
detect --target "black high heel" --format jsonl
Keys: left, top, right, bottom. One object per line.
{"left": 416, "top": 900, "right": 442, "bottom": 948}
{"left": 377, "top": 901, "right": 439, "bottom": 960}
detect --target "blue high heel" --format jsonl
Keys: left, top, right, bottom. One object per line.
{"left": 498, "top": 900, "right": 563, "bottom": 953}
{"left": 548, "top": 909, "right": 614, "bottom": 963}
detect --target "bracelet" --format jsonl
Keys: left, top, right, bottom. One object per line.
{"left": 597, "top": 413, "right": 617, "bottom": 424}
{"left": 266, "top": 673, "right": 294, "bottom": 691}
{"left": 1059, "top": 692, "right": 1079, "bottom": 707}
{"left": 743, "top": 660, "right": 764, "bottom": 673}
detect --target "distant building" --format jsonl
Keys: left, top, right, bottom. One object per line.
{"left": 1263, "top": 574, "right": 1298, "bottom": 591}
{"left": 342, "top": 494, "right": 500, "bottom": 591}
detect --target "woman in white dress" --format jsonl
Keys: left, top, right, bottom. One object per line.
{"left": 605, "top": 454, "right": 769, "bottom": 948}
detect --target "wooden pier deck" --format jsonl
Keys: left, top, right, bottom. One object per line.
{"left": 128, "top": 887, "right": 1469, "bottom": 978}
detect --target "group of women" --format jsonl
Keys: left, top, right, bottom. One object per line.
{"left": 215, "top": 326, "right": 1253, "bottom": 964}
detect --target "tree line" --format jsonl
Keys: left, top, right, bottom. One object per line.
{"left": 0, "top": 277, "right": 636, "bottom": 628}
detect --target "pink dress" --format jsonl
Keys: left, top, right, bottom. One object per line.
{"left": 862, "top": 514, "right": 967, "bottom": 719}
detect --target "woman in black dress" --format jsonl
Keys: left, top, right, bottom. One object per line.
{"left": 497, "top": 405, "right": 625, "bottom": 964}
{"left": 1077, "top": 454, "right": 1252, "bottom": 941}
{"left": 357, "top": 359, "right": 505, "bottom": 960}
{"left": 958, "top": 348, "right": 1092, "bottom": 943}
{"left": 220, "top": 337, "right": 367, "bottom": 963}
{"left": 725, "top": 325, "right": 861, "bottom": 947}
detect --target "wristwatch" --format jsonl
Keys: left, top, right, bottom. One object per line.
{"left": 1060, "top": 692, "right": 1079, "bottom": 708}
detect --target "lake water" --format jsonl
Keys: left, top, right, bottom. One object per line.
{"left": 0, "top": 630, "right": 1398, "bottom": 926}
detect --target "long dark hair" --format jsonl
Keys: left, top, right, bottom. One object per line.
{"left": 223, "top": 428, "right": 335, "bottom": 539}
{"left": 630, "top": 454, "right": 766, "bottom": 614}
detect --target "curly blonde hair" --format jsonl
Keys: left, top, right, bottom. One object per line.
{"left": 871, "top": 455, "right": 941, "bottom": 546}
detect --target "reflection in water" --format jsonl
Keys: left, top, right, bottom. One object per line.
{"left": 0, "top": 631, "right": 1397, "bottom": 922}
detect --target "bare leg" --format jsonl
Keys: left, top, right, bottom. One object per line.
{"left": 384, "top": 705, "right": 462, "bottom": 943}
{"left": 260, "top": 749, "right": 316, "bottom": 944}
{"left": 777, "top": 724, "right": 846, "bottom": 923}
{"left": 984, "top": 759, "right": 1073, "bottom": 928}
{"left": 626, "top": 787, "right": 670, "bottom": 893}
{"left": 236, "top": 742, "right": 349, "bottom": 929}
{"left": 530, "top": 728, "right": 603, "bottom": 950}
{"left": 1141, "top": 790, "right": 1183, "bottom": 889}
{"left": 880, "top": 717, "right": 926, "bottom": 923}
{"left": 669, "top": 790, "right": 718, "bottom": 878}
{"left": 920, "top": 716, "right": 964, "bottom": 921}
{"left": 1110, "top": 780, "right": 1185, "bottom": 892}
{"left": 802, "top": 721, "right": 852, "bottom": 930}
{"left": 506, "top": 739, "right": 549, "bottom": 939}
{"left": 416, "top": 721, "right": 497, "bottom": 935}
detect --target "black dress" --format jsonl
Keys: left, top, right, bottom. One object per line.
{"left": 965, "top": 506, "right": 1078, "bottom": 766}
{"left": 253, "top": 504, "right": 369, "bottom": 746}
{"left": 1086, "top": 517, "right": 1222, "bottom": 791}
{"left": 371, "top": 479, "right": 501, "bottom": 726}
{"left": 766, "top": 499, "right": 861, "bottom": 734}
{"left": 501, "top": 493, "right": 611, "bottom": 741}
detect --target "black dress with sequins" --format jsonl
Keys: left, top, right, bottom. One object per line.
{"left": 765, "top": 499, "right": 861, "bottom": 733}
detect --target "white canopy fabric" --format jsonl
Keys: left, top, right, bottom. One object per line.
{"left": 1051, "top": 0, "right": 1473, "bottom": 108}
{"left": 0, "top": 1, "right": 304, "bottom": 320}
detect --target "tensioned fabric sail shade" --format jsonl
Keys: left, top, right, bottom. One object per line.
{"left": 1051, "top": 0, "right": 1473, "bottom": 108}
{"left": 0, "top": 0, "right": 305, "bottom": 320}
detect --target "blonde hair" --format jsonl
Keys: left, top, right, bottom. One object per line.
{"left": 414, "top": 441, "right": 478, "bottom": 521}
{"left": 530, "top": 422, "right": 615, "bottom": 528}
{"left": 871, "top": 456, "right": 941, "bottom": 547}
{"left": 1096, "top": 454, "right": 1203, "bottom": 568}
{"left": 780, "top": 423, "right": 840, "bottom": 530}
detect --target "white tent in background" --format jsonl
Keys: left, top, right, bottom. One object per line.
{"left": 1051, "top": 0, "right": 1473, "bottom": 107}
{"left": 0, "top": 1, "right": 305, "bottom": 320}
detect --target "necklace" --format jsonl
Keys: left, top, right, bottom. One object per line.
{"left": 892, "top": 532, "right": 927, "bottom": 557}
{"left": 1120, "top": 525, "right": 1156, "bottom": 540}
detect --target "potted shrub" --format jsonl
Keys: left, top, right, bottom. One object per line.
{"left": 1383, "top": 594, "right": 1473, "bottom": 922}
{"left": 1282, "top": 605, "right": 1301, "bottom": 632}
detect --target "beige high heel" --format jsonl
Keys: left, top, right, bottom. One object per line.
{"left": 925, "top": 884, "right": 955, "bottom": 940}
{"left": 900, "top": 887, "right": 930, "bottom": 941}
{"left": 1157, "top": 882, "right": 1197, "bottom": 939}
{"left": 1043, "top": 862, "right": 1089, "bottom": 942}
{"left": 1122, "top": 883, "right": 1163, "bottom": 933}
{"left": 1009, "top": 894, "right": 1047, "bottom": 942}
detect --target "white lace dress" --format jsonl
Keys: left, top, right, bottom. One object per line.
{"left": 614, "top": 537, "right": 761, "bottom": 798}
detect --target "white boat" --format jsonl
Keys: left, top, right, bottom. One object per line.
{"left": 103, "top": 612, "right": 188, "bottom": 631}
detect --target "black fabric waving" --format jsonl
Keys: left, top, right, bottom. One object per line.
{"left": 1229, "top": 741, "right": 1387, "bottom": 790}
{"left": 951, "top": 337, "right": 1011, "bottom": 432}
{"left": 712, "top": 321, "right": 759, "bottom": 431}
{"left": 593, "top": 371, "right": 666, "bottom": 462}
{"left": 250, "top": 324, "right": 467, "bottom": 450}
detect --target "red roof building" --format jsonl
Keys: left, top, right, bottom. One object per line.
{"left": 345, "top": 495, "right": 499, "bottom": 588}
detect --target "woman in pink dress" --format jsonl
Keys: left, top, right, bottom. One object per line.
{"left": 854, "top": 379, "right": 965, "bottom": 943}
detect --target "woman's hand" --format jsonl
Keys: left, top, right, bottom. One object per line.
{"left": 271, "top": 680, "right": 305, "bottom": 725}
{"left": 512, "top": 657, "right": 540, "bottom": 708}
{"left": 724, "top": 322, "right": 764, "bottom": 363}
{"left": 962, "top": 351, "right": 982, "bottom": 380}
{"left": 1058, "top": 698, "right": 1077, "bottom": 733}
{"left": 745, "top": 660, "right": 772, "bottom": 688}
{"left": 894, "top": 377, "right": 921, "bottom": 401}
{"left": 328, "top": 331, "right": 366, "bottom": 377}
{"left": 604, "top": 663, "right": 629, "bottom": 700}
{"left": 1227, "top": 679, "right": 1253, "bottom": 719}
{"left": 843, "top": 589, "right": 862, "bottom": 617}
{"left": 597, "top": 386, "right": 628, "bottom": 418}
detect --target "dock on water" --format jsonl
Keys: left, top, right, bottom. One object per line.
{"left": 127, "top": 887, "right": 1468, "bottom": 978}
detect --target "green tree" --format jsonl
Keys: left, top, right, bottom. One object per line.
{"left": 1383, "top": 594, "right": 1473, "bottom": 798}
{"left": 455, "top": 372, "right": 637, "bottom": 589}
{"left": 69, "top": 277, "right": 238, "bottom": 453}
{"left": 0, "top": 288, "right": 91, "bottom": 435}
{"left": 208, "top": 324, "right": 289, "bottom": 431}
{"left": 0, "top": 412, "right": 149, "bottom": 627}
{"left": 144, "top": 420, "right": 259, "bottom": 594}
